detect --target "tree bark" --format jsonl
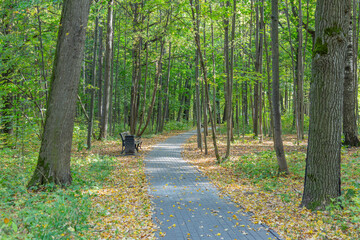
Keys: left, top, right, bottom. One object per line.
{"left": 271, "top": 0, "right": 289, "bottom": 175}
{"left": 28, "top": 0, "right": 91, "bottom": 187}
{"left": 343, "top": 14, "right": 360, "bottom": 146}
{"left": 97, "top": 26, "right": 104, "bottom": 130}
{"left": 190, "top": 0, "right": 220, "bottom": 162}
{"left": 87, "top": 15, "right": 99, "bottom": 150}
{"left": 100, "top": 0, "right": 114, "bottom": 139}
{"left": 195, "top": 0, "right": 202, "bottom": 150}
{"left": 301, "top": 0, "right": 350, "bottom": 210}
{"left": 224, "top": 0, "right": 231, "bottom": 159}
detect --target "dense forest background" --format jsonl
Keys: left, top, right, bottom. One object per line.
{"left": 1, "top": 0, "right": 360, "bottom": 239}
{"left": 1, "top": 0, "right": 318, "bottom": 146}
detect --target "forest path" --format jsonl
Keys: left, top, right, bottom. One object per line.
{"left": 145, "top": 130, "right": 281, "bottom": 240}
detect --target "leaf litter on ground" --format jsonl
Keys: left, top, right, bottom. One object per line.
{"left": 0, "top": 130, "right": 185, "bottom": 239}
{"left": 182, "top": 133, "right": 360, "bottom": 240}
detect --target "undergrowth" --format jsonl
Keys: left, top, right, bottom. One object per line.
{"left": 0, "top": 147, "right": 115, "bottom": 239}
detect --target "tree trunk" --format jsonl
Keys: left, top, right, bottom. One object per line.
{"left": 87, "top": 16, "right": 99, "bottom": 150}
{"left": 210, "top": 3, "right": 217, "bottom": 130}
{"left": 159, "top": 42, "right": 172, "bottom": 132}
{"left": 229, "top": 0, "right": 236, "bottom": 141}
{"left": 190, "top": 0, "right": 220, "bottom": 162}
{"left": 137, "top": 38, "right": 168, "bottom": 136}
{"left": 137, "top": 18, "right": 150, "bottom": 134}
{"left": 203, "top": 18, "right": 208, "bottom": 155}
{"left": 130, "top": 3, "right": 142, "bottom": 135}
{"left": 301, "top": 0, "right": 350, "bottom": 210}
{"left": 343, "top": 14, "right": 360, "bottom": 146}
{"left": 254, "top": 0, "right": 264, "bottom": 139}
{"left": 195, "top": 0, "right": 202, "bottom": 150}
{"left": 264, "top": 24, "right": 274, "bottom": 137}
{"left": 297, "top": 0, "right": 305, "bottom": 141}
{"left": 97, "top": 26, "right": 104, "bottom": 130}
{"left": 271, "top": 0, "right": 289, "bottom": 175}
{"left": 28, "top": 0, "right": 91, "bottom": 187}
{"left": 100, "top": 0, "right": 114, "bottom": 140}
{"left": 183, "top": 72, "right": 192, "bottom": 121}
{"left": 224, "top": 0, "right": 231, "bottom": 159}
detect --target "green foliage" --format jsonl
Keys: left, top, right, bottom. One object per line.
{"left": 281, "top": 112, "right": 309, "bottom": 135}
{"left": 0, "top": 147, "right": 116, "bottom": 239}
{"left": 163, "top": 120, "right": 192, "bottom": 132}
{"left": 223, "top": 150, "right": 278, "bottom": 180}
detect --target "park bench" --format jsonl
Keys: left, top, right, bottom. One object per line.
{"left": 120, "top": 131, "right": 142, "bottom": 154}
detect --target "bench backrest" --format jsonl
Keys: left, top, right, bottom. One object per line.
{"left": 120, "top": 132, "right": 130, "bottom": 143}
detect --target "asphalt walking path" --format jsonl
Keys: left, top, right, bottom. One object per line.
{"left": 145, "top": 131, "right": 281, "bottom": 240}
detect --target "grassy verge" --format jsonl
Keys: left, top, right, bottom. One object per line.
{"left": 0, "top": 129, "right": 184, "bottom": 239}
{"left": 183, "top": 133, "right": 360, "bottom": 239}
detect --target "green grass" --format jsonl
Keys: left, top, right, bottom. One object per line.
{"left": 223, "top": 148, "right": 360, "bottom": 231}
{"left": 0, "top": 148, "right": 116, "bottom": 239}
{"left": 163, "top": 120, "right": 193, "bottom": 132}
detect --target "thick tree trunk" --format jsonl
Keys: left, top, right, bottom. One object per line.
{"left": 271, "top": 0, "right": 289, "bottom": 175}
{"left": 301, "top": 0, "right": 350, "bottom": 210}
{"left": 343, "top": 17, "right": 360, "bottom": 146}
{"left": 28, "top": 0, "right": 91, "bottom": 187}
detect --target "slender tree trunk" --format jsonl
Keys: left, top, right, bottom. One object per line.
{"left": 297, "top": 0, "right": 305, "bottom": 141}
{"left": 301, "top": 0, "right": 350, "bottom": 210}
{"left": 97, "top": 26, "right": 104, "bottom": 130}
{"left": 202, "top": 12, "right": 208, "bottom": 155}
{"left": 271, "top": 0, "right": 289, "bottom": 175}
{"left": 190, "top": 0, "right": 220, "bottom": 162}
{"left": 210, "top": 3, "right": 217, "bottom": 131}
{"left": 224, "top": 0, "right": 231, "bottom": 159}
{"left": 87, "top": 16, "right": 99, "bottom": 149}
{"left": 229, "top": 0, "right": 236, "bottom": 142}
{"left": 254, "top": 0, "right": 264, "bottom": 139}
{"left": 183, "top": 72, "right": 192, "bottom": 121}
{"left": 264, "top": 24, "right": 274, "bottom": 137}
{"left": 160, "top": 42, "right": 172, "bottom": 132}
{"left": 100, "top": 0, "right": 114, "bottom": 140}
{"left": 137, "top": 40, "right": 166, "bottom": 136}
{"left": 195, "top": 0, "right": 202, "bottom": 150}
{"left": 130, "top": 4, "right": 142, "bottom": 135}
{"left": 137, "top": 18, "right": 150, "bottom": 134}
{"left": 28, "top": 0, "right": 91, "bottom": 187}
{"left": 343, "top": 12, "right": 360, "bottom": 146}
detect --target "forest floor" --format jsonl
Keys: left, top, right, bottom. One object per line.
{"left": 183, "top": 131, "right": 360, "bottom": 240}
{"left": 1, "top": 129, "right": 359, "bottom": 239}
{"left": 0, "top": 130, "right": 184, "bottom": 239}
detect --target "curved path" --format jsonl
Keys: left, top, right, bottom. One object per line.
{"left": 145, "top": 131, "right": 281, "bottom": 240}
